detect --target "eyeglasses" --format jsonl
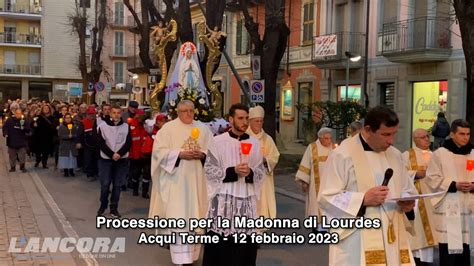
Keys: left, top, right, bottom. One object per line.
{"left": 178, "top": 109, "right": 194, "bottom": 114}
{"left": 414, "top": 135, "right": 429, "bottom": 139}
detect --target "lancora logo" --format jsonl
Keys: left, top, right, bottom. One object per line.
{"left": 8, "top": 237, "right": 126, "bottom": 253}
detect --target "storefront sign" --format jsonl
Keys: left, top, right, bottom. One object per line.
{"left": 412, "top": 81, "right": 448, "bottom": 131}
{"left": 68, "top": 83, "right": 83, "bottom": 97}
{"left": 313, "top": 34, "right": 337, "bottom": 57}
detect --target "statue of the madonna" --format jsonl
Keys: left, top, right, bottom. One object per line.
{"left": 163, "top": 42, "right": 209, "bottom": 110}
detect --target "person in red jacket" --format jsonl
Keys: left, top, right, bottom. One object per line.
{"left": 141, "top": 113, "right": 168, "bottom": 198}
{"left": 128, "top": 109, "right": 148, "bottom": 197}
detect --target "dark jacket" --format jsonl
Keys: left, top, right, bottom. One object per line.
{"left": 432, "top": 117, "right": 450, "bottom": 138}
{"left": 32, "top": 115, "right": 57, "bottom": 154}
{"left": 58, "top": 123, "right": 80, "bottom": 157}
{"left": 2, "top": 117, "right": 30, "bottom": 149}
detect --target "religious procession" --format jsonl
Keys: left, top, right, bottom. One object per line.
{"left": 1, "top": 1, "right": 474, "bottom": 265}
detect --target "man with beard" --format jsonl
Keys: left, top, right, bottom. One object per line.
{"left": 203, "top": 103, "right": 265, "bottom": 266}
{"left": 426, "top": 119, "right": 473, "bottom": 265}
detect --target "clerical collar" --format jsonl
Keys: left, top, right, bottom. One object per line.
{"left": 359, "top": 134, "right": 374, "bottom": 151}
{"left": 443, "top": 138, "right": 473, "bottom": 155}
{"left": 228, "top": 130, "right": 250, "bottom": 141}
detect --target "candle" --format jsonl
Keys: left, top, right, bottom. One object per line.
{"left": 240, "top": 142, "right": 252, "bottom": 164}
{"left": 67, "top": 124, "right": 73, "bottom": 130}
{"left": 466, "top": 160, "right": 474, "bottom": 171}
{"left": 191, "top": 128, "right": 200, "bottom": 140}
{"left": 59, "top": 118, "right": 63, "bottom": 124}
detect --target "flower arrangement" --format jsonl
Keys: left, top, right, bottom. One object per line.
{"left": 167, "top": 84, "right": 215, "bottom": 122}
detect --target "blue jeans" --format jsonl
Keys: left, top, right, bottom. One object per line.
{"left": 98, "top": 158, "right": 129, "bottom": 211}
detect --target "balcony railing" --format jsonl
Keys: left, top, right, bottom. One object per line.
{"left": 0, "top": 3, "right": 42, "bottom": 15}
{"left": 0, "top": 64, "right": 41, "bottom": 75}
{"left": 0, "top": 32, "right": 41, "bottom": 45}
{"left": 378, "top": 16, "right": 452, "bottom": 62}
{"left": 312, "top": 32, "right": 365, "bottom": 69}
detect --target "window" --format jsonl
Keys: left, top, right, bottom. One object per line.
{"left": 114, "top": 32, "right": 124, "bottom": 55}
{"left": 114, "top": 2, "right": 124, "bottom": 25}
{"left": 302, "top": 1, "right": 314, "bottom": 45}
{"left": 337, "top": 85, "right": 361, "bottom": 102}
{"left": 412, "top": 81, "right": 448, "bottom": 132}
{"left": 114, "top": 62, "right": 124, "bottom": 83}
{"left": 236, "top": 20, "right": 250, "bottom": 55}
{"left": 297, "top": 82, "right": 312, "bottom": 140}
{"left": 379, "top": 83, "right": 395, "bottom": 110}
{"left": 29, "top": 52, "right": 40, "bottom": 65}
{"left": 79, "top": 0, "right": 91, "bottom": 8}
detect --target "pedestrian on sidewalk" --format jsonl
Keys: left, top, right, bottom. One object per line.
{"left": 97, "top": 105, "right": 131, "bottom": 218}
{"left": 32, "top": 105, "right": 56, "bottom": 169}
{"left": 3, "top": 108, "right": 31, "bottom": 172}
{"left": 57, "top": 114, "right": 80, "bottom": 177}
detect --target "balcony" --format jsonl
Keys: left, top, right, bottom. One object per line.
{"left": 312, "top": 32, "right": 365, "bottom": 69}
{"left": 0, "top": 3, "right": 42, "bottom": 20}
{"left": 110, "top": 16, "right": 132, "bottom": 29}
{"left": 0, "top": 64, "right": 41, "bottom": 75}
{"left": 127, "top": 54, "right": 146, "bottom": 74}
{"left": 378, "top": 16, "right": 452, "bottom": 63}
{"left": 0, "top": 32, "right": 41, "bottom": 47}
{"left": 109, "top": 51, "right": 128, "bottom": 59}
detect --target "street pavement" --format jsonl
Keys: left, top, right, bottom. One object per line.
{"left": 0, "top": 136, "right": 328, "bottom": 266}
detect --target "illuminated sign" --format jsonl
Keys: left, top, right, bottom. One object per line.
{"left": 412, "top": 81, "right": 448, "bottom": 131}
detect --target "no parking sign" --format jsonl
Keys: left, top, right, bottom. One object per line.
{"left": 250, "top": 80, "right": 264, "bottom": 103}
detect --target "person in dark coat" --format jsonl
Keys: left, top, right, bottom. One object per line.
{"left": 32, "top": 105, "right": 57, "bottom": 168}
{"left": 57, "top": 114, "right": 81, "bottom": 177}
{"left": 432, "top": 112, "right": 450, "bottom": 150}
{"left": 82, "top": 107, "right": 99, "bottom": 181}
{"left": 2, "top": 108, "right": 31, "bottom": 172}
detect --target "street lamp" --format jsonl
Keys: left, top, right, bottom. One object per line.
{"left": 344, "top": 51, "right": 362, "bottom": 101}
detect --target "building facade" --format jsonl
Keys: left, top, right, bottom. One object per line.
{"left": 0, "top": 0, "right": 87, "bottom": 102}
{"left": 226, "top": 0, "right": 322, "bottom": 148}
{"left": 314, "top": 0, "right": 465, "bottom": 150}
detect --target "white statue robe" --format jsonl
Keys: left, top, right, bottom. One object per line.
{"left": 318, "top": 134, "right": 417, "bottom": 266}
{"left": 204, "top": 132, "right": 265, "bottom": 236}
{"left": 179, "top": 58, "right": 200, "bottom": 89}
{"left": 401, "top": 147, "right": 436, "bottom": 262}
{"left": 425, "top": 146, "right": 474, "bottom": 254}
{"left": 246, "top": 128, "right": 280, "bottom": 219}
{"left": 295, "top": 140, "right": 333, "bottom": 218}
{"left": 149, "top": 118, "right": 213, "bottom": 264}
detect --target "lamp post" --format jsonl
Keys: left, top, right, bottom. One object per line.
{"left": 344, "top": 51, "right": 362, "bottom": 101}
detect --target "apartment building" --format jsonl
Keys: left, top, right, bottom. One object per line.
{"left": 226, "top": 0, "right": 322, "bottom": 146}
{"left": 314, "top": 0, "right": 465, "bottom": 150}
{"left": 0, "top": 0, "right": 84, "bottom": 102}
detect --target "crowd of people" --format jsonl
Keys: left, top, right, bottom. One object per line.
{"left": 2, "top": 97, "right": 473, "bottom": 266}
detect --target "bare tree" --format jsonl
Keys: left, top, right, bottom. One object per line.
{"left": 238, "top": 0, "right": 290, "bottom": 139}
{"left": 453, "top": 1, "right": 474, "bottom": 136}
{"left": 69, "top": 0, "right": 108, "bottom": 102}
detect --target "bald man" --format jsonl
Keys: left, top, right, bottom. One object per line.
{"left": 402, "top": 128, "right": 437, "bottom": 265}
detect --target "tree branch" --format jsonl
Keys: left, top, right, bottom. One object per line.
{"left": 239, "top": 0, "right": 263, "bottom": 55}
{"left": 124, "top": 0, "right": 142, "bottom": 28}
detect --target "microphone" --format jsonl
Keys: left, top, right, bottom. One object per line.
{"left": 381, "top": 168, "right": 393, "bottom": 186}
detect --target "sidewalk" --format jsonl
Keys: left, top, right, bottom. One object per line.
{"left": 273, "top": 152, "right": 305, "bottom": 202}
{"left": 0, "top": 142, "right": 77, "bottom": 265}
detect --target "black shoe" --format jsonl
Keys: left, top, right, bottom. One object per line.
{"left": 121, "top": 185, "right": 127, "bottom": 191}
{"left": 87, "top": 176, "right": 97, "bottom": 182}
{"left": 110, "top": 210, "right": 121, "bottom": 218}
{"left": 34, "top": 162, "right": 39, "bottom": 168}
{"left": 9, "top": 167, "right": 15, "bottom": 172}
{"left": 21, "top": 168, "right": 27, "bottom": 173}
{"left": 97, "top": 207, "right": 106, "bottom": 216}
{"left": 69, "top": 169, "right": 75, "bottom": 177}
{"left": 42, "top": 165, "right": 48, "bottom": 169}
{"left": 142, "top": 193, "right": 150, "bottom": 199}
{"left": 63, "top": 169, "right": 69, "bottom": 177}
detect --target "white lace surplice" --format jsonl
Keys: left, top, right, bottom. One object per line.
{"left": 205, "top": 133, "right": 265, "bottom": 236}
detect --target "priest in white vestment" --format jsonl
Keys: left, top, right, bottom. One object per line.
{"left": 339, "top": 121, "right": 363, "bottom": 146}
{"left": 318, "top": 106, "right": 417, "bottom": 266}
{"left": 202, "top": 104, "right": 265, "bottom": 266}
{"left": 296, "top": 127, "right": 334, "bottom": 230}
{"left": 425, "top": 119, "right": 474, "bottom": 266}
{"left": 246, "top": 106, "right": 280, "bottom": 221}
{"left": 149, "top": 100, "right": 213, "bottom": 265}
{"left": 402, "top": 128, "right": 437, "bottom": 264}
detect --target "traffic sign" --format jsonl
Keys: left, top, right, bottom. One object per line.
{"left": 94, "top": 82, "right": 105, "bottom": 92}
{"left": 251, "top": 55, "right": 261, "bottom": 79}
{"left": 250, "top": 80, "right": 264, "bottom": 103}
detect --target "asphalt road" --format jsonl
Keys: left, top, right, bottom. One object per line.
{"left": 35, "top": 167, "right": 328, "bottom": 266}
